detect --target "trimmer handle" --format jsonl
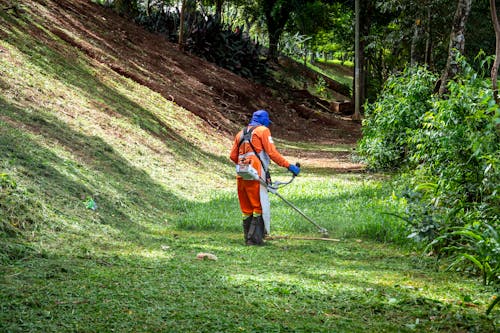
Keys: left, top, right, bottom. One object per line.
{"left": 291, "top": 162, "right": 301, "bottom": 178}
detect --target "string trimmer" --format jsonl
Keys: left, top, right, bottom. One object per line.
{"left": 263, "top": 163, "right": 330, "bottom": 238}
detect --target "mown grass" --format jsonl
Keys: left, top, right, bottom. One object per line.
{"left": 0, "top": 3, "right": 499, "bottom": 332}
{"left": 1, "top": 229, "right": 496, "bottom": 332}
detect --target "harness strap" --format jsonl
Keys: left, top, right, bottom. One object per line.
{"left": 237, "top": 126, "right": 269, "bottom": 175}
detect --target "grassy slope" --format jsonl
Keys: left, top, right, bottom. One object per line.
{"left": 0, "top": 2, "right": 497, "bottom": 332}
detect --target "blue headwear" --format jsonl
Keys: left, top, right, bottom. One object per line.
{"left": 249, "top": 109, "right": 272, "bottom": 127}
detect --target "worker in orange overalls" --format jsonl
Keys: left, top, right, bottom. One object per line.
{"left": 230, "top": 110, "right": 300, "bottom": 245}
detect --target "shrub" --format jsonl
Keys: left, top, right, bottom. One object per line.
{"left": 358, "top": 66, "right": 438, "bottom": 170}
{"left": 185, "top": 18, "right": 267, "bottom": 80}
{"left": 135, "top": 7, "right": 267, "bottom": 81}
{"left": 406, "top": 60, "right": 500, "bottom": 241}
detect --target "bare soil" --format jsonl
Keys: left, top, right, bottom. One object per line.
{"left": 10, "top": 0, "right": 363, "bottom": 170}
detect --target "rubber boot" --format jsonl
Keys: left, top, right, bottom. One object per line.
{"left": 242, "top": 215, "right": 252, "bottom": 244}
{"left": 247, "top": 215, "right": 264, "bottom": 245}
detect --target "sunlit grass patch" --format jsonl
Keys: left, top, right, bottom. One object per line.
{"left": 176, "top": 170, "right": 407, "bottom": 244}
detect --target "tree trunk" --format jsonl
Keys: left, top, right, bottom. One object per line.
{"left": 424, "top": 6, "right": 433, "bottom": 67}
{"left": 353, "top": 0, "right": 361, "bottom": 121}
{"left": 411, "top": 22, "right": 419, "bottom": 66}
{"left": 262, "top": 0, "right": 292, "bottom": 62}
{"left": 178, "top": 0, "right": 186, "bottom": 50}
{"left": 490, "top": 0, "right": 500, "bottom": 104}
{"left": 438, "top": 0, "right": 472, "bottom": 95}
{"left": 215, "top": 0, "right": 223, "bottom": 22}
{"left": 267, "top": 30, "right": 280, "bottom": 62}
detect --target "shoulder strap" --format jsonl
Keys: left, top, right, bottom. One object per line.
{"left": 238, "top": 126, "right": 256, "bottom": 149}
{"left": 237, "top": 126, "right": 268, "bottom": 173}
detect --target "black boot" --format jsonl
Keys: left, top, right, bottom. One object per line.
{"left": 242, "top": 216, "right": 252, "bottom": 244}
{"left": 247, "top": 215, "right": 264, "bottom": 245}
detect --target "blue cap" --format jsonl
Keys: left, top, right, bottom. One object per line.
{"left": 249, "top": 109, "right": 272, "bottom": 127}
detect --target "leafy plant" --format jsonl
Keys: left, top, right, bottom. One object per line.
{"left": 396, "top": 182, "right": 444, "bottom": 243}
{"left": 407, "top": 58, "right": 500, "bottom": 236}
{"left": 314, "top": 76, "right": 328, "bottom": 98}
{"left": 358, "top": 65, "right": 437, "bottom": 170}
{"left": 434, "top": 223, "right": 500, "bottom": 286}
{"left": 185, "top": 17, "right": 267, "bottom": 80}
{"left": 135, "top": 3, "right": 179, "bottom": 42}
{"left": 434, "top": 222, "right": 500, "bottom": 317}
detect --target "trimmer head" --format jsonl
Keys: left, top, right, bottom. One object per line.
{"left": 318, "top": 228, "right": 329, "bottom": 238}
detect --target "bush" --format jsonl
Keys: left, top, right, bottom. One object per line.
{"left": 406, "top": 60, "right": 500, "bottom": 241}
{"left": 135, "top": 7, "right": 267, "bottom": 81}
{"left": 358, "top": 66, "right": 438, "bottom": 170}
{"left": 185, "top": 18, "right": 267, "bottom": 80}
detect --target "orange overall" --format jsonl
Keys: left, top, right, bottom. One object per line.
{"left": 230, "top": 125, "right": 290, "bottom": 217}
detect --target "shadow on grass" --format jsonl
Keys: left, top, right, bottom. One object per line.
{"left": 0, "top": 97, "right": 186, "bottom": 244}
{"left": 1, "top": 232, "right": 491, "bottom": 332}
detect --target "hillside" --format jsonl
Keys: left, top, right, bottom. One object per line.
{"left": 0, "top": 0, "right": 363, "bottom": 227}
{"left": 0, "top": 0, "right": 359, "bottom": 142}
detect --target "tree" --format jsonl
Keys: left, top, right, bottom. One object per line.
{"left": 353, "top": 0, "right": 361, "bottom": 120}
{"left": 288, "top": 1, "right": 332, "bottom": 65}
{"left": 179, "top": 0, "right": 186, "bottom": 49}
{"left": 490, "top": 0, "right": 500, "bottom": 104}
{"left": 438, "top": 0, "right": 472, "bottom": 95}
{"left": 259, "top": 0, "right": 295, "bottom": 62}
{"left": 353, "top": 0, "right": 375, "bottom": 120}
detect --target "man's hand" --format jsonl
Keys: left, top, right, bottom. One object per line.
{"left": 288, "top": 164, "right": 300, "bottom": 176}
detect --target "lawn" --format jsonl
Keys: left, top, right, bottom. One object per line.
{"left": 1, "top": 166, "right": 496, "bottom": 332}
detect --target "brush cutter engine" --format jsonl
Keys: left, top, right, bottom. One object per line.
{"left": 236, "top": 163, "right": 260, "bottom": 180}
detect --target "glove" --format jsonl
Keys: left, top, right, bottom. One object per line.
{"left": 288, "top": 164, "right": 300, "bottom": 176}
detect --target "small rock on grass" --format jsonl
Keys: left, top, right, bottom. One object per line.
{"left": 196, "top": 252, "right": 218, "bottom": 261}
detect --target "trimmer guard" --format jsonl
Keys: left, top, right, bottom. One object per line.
{"left": 259, "top": 183, "right": 270, "bottom": 234}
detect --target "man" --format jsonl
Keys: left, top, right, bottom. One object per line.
{"left": 230, "top": 110, "right": 300, "bottom": 245}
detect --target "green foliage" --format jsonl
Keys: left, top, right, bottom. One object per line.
{"left": 358, "top": 66, "right": 438, "bottom": 170}
{"left": 433, "top": 222, "right": 500, "bottom": 316}
{"left": 314, "top": 76, "right": 328, "bottom": 99}
{"left": 135, "top": 4, "right": 179, "bottom": 42}
{"left": 407, "top": 60, "right": 500, "bottom": 241}
{"left": 185, "top": 19, "right": 267, "bottom": 80}
{"left": 487, "top": 296, "right": 500, "bottom": 315}
{"left": 360, "top": 59, "right": 500, "bottom": 316}
{"left": 112, "top": 0, "right": 139, "bottom": 17}
{"left": 135, "top": 6, "right": 267, "bottom": 80}
{"left": 434, "top": 223, "right": 500, "bottom": 286}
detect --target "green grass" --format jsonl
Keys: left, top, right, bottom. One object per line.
{"left": 177, "top": 171, "right": 407, "bottom": 243}
{"left": 0, "top": 3, "right": 499, "bottom": 332}
{"left": 307, "top": 61, "right": 353, "bottom": 89}
{"left": 1, "top": 230, "right": 496, "bottom": 332}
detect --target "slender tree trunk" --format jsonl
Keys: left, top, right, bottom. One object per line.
{"left": 438, "top": 0, "right": 472, "bottom": 95}
{"left": 267, "top": 31, "right": 280, "bottom": 62}
{"left": 178, "top": 0, "right": 186, "bottom": 50}
{"left": 490, "top": 0, "right": 500, "bottom": 104}
{"left": 215, "top": 0, "right": 223, "bottom": 22}
{"left": 424, "top": 6, "right": 432, "bottom": 67}
{"left": 353, "top": 0, "right": 361, "bottom": 121}
{"left": 411, "top": 22, "right": 419, "bottom": 66}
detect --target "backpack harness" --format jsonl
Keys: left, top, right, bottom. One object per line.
{"left": 236, "top": 126, "right": 271, "bottom": 183}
